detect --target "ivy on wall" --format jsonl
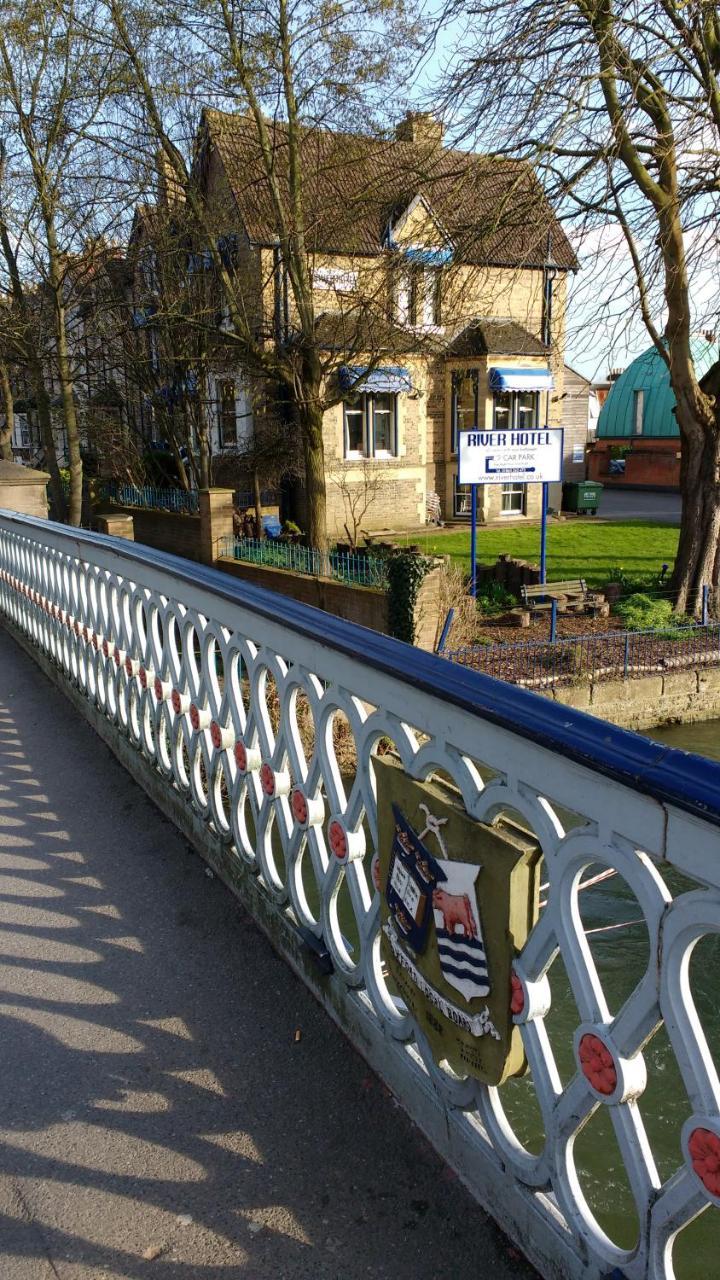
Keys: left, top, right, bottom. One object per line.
{"left": 386, "top": 551, "right": 434, "bottom": 645}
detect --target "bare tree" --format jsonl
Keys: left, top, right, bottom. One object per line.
{"left": 0, "top": 361, "right": 13, "bottom": 461}
{"left": 439, "top": 0, "right": 720, "bottom": 610}
{"left": 104, "top": 0, "right": 423, "bottom": 553}
{"left": 0, "top": 143, "right": 67, "bottom": 512}
{"left": 0, "top": 0, "right": 122, "bottom": 525}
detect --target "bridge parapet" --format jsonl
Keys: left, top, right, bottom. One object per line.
{"left": 1, "top": 509, "right": 719, "bottom": 1280}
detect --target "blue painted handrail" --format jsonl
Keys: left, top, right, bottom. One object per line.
{"left": 4, "top": 510, "right": 720, "bottom": 828}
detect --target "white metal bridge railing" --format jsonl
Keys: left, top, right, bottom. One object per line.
{"left": 0, "top": 509, "right": 719, "bottom": 1280}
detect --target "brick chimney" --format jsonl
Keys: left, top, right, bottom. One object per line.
{"left": 395, "top": 111, "right": 445, "bottom": 147}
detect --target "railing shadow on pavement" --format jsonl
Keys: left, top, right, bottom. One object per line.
{"left": 0, "top": 640, "right": 528, "bottom": 1279}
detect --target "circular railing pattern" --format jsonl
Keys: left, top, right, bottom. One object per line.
{"left": 1, "top": 523, "right": 720, "bottom": 1280}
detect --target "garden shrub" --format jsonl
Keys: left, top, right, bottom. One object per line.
{"left": 615, "top": 593, "right": 691, "bottom": 632}
{"left": 476, "top": 582, "right": 518, "bottom": 615}
{"left": 605, "top": 564, "right": 670, "bottom": 596}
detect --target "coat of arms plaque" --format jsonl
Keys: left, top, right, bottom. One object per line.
{"left": 376, "top": 756, "right": 541, "bottom": 1085}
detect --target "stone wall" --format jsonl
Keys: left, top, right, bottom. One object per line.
{"left": 98, "top": 487, "right": 235, "bottom": 565}
{"left": 216, "top": 556, "right": 446, "bottom": 651}
{"left": 551, "top": 667, "right": 720, "bottom": 731}
{"left": 124, "top": 509, "right": 203, "bottom": 561}
{"left": 217, "top": 557, "right": 390, "bottom": 633}
{"left": 0, "top": 461, "right": 49, "bottom": 518}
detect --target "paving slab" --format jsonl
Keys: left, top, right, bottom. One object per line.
{"left": 0, "top": 625, "right": 536, "bottom": 1280}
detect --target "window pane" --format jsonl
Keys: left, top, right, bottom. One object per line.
{"left": 219, "top": 380, "right": 237, "bottom": 445}
{"left": 345, "top": 400, "right": 365, "bottom": 454}
{"left": 454, "top": 477, "right": 472, "bottom": 516}
{"left": 494, "top": 391, "right": 511, "bottom": 431}
{"left": 452, "top": 371, "right": 478, "bottom": 451}
{"left": 633, "top": 389, "right": 644, "bottom": 435}
{"left": 373, "top": 393, "right": 395, "bottom": 453}
{"left": 501, "top": 483, "right": 524, "bottom": 513}
{"left": 516, "top": 392, "right": 538, "bottom": 429}
{"left": 396, "top": 273, "right": 411, "bottom": 325}
{"left": 408, "top": 272, "right": 421, "bottom": 326}
{"left": 421, "top": 270, "right": 441, "bottom": 325}
{"left": 432, "top": 271, "right": 442, "bottom": 325}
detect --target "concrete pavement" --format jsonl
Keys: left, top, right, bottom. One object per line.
{"left": 0, "top": 626, "right": 535, "bottom": 1280}
{"left": 596, "top": 488, "right": 681, "bottom": 524}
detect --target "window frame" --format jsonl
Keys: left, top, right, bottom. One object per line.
{"left": 451, "top": 370, "right": 479, "bottom": 454}
{"left": 371, "top": 392, "right": 397, "bottom": 457}
{"left": 343, "top": 396, "right": 367, "bottom": 458}
{"left": 453, "top": 474, "right": 473, "bottom": 517}
{"left": 396, "top": 265, "right": 443, "bottom": 328}
{"left": 633, "top": 388, "right": 644, "bottom": 436}
{"left": 218, "top": 379, "right": 239, "bottom": 448}
{"left": 343, "top": 392, "right": 398, "bottom": 459}
{"left": 492, "top": 389, "right": 539, "bottom": 431}
{"left": 500, "top": 482, "right": 526, "bottom": 515}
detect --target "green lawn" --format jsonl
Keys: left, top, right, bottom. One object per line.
{"left": 400, "top": 521, "right": 680, "bottom": 589}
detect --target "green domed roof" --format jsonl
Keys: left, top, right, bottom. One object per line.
{"left": 598, "top": 337, "right": 719, "bottom": 438}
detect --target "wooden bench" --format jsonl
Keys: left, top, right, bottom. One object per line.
{"left": 520, "top": 579, "right": 608, "bottom": 623}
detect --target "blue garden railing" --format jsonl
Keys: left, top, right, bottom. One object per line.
{"left": 100, "top": 481, "right": 199, "bottom": 515}
{"left": 444, "top": 621, "right": 720, "bottom": 687}
{"left": 233, "top": 488, "right": 279, "bottom": 509}
{"left": 219, "top": 535, "right": 389, "bottom": 589}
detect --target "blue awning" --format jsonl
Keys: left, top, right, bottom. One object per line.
{"left": 489, "top": 367, "right": 554, "bottom": 392}
{"left": 339, "top": 365, "right": 412, "bottom": 394}
{"left": 402, "top": 246, "right": 454, "bottom": 267}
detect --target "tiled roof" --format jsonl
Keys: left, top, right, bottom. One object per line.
{"left": 314, "top": 309, "right": 442, "bottom": 355}
{"left": 445, "top": 318, "right": 549, "bottom": 358}
{"left": 202, "top": 110, "right": 577, "bottom": 271}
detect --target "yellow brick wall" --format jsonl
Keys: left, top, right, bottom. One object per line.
{"left": 244, "top": 237, "right": 567, "bottom": 533}
{"left": 321, "top": 354, "right": 428, "bottom": 536}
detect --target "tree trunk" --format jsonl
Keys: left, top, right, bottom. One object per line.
{"left": 253, "top": 467, "right": 264, "bottom": 539}
{"left": 0, "top": 362, "right": 14, "bottom": 461}
{"left": 0, "top": 211, "right": 65, "bottom": 515}
{"left": 300, "top": 404, "right": 329, "bottom": 556}
{"left": 45, "top": 231, "right": 82, "bottom": 526}
{"left": 32, "top": 365, "right": 65, "bottom": 520}
{"left": 198, "top": 423, "right": 210, "bottom": 489}
{"left": 671, "top": 425, "right": 720, "bottom": 614}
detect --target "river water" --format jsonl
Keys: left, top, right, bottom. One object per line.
{"left": 649, "top": 718, "right": 720, "bottom": 761}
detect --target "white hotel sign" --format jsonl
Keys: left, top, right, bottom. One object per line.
{"left": 458, "top": 428, "right": 564, "bottom": 486}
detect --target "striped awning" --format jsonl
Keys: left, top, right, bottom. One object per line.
{"left": 339, "top": 365, "right": 412, "bottom": 395}
{"left": 488, "top": 367, "right": 554, "bottom": 392}
{"left": 402, "top": 246, "right": 454, "bottom": 267}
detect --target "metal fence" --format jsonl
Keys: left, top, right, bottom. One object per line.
{"left": 219, "top": 534, "right": 389, "bottom": 588}
{"left": 100, "top": 480, "right": 199, "bottom": 515}
{"left": 444, "top": 621, "right": 720, "bottom": 686}
{"left": 3, "top": 510, "right": 720, "bottom": 1280}
{"left": 233, "top": 488, "right": 279, "bottom": 509}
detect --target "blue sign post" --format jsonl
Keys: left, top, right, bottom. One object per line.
{"left": 470, "top": 484, "right": 478, "bottom": 597}
{"left": 540, "top": 482, "right": 549, "bottom": 585}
